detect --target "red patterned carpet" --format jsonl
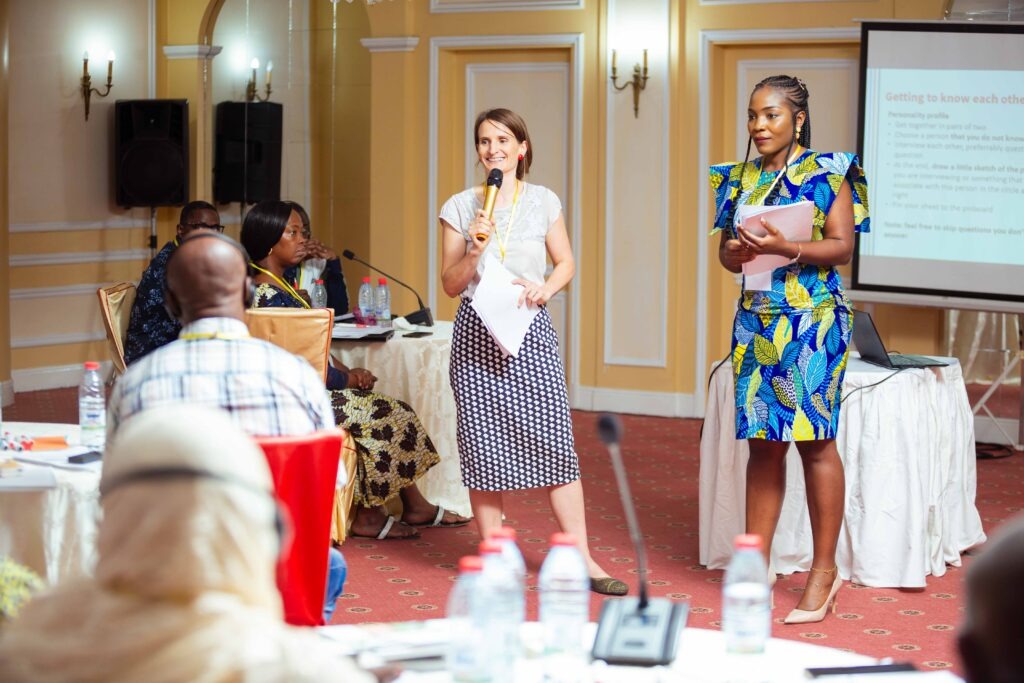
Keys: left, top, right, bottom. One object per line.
{"left": 7, "top": 389, "right": 1024, "bottom": 674}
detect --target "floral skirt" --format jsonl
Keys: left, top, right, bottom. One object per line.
{"left": 330, "top": 389, "right": 441, "bottom": 508}
{"left": 731, "top": 306, "right": 852, "bottom": 441}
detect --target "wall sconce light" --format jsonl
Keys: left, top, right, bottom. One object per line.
{"left": 246, "top": 58, "right": 273, "bottom": 102}
{"left": 81, "top": 51, "right": 115, "bottom": 121}
{"left": 610, "top": 49, "right": 648, "bottom": 118}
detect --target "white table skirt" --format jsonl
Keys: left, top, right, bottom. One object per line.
{"left": 332, "top": 321, "right": 471, "bottom": 518}
{"left": 0, "top": 422, "right": 100, "bottom": 585}
{"left": 699, "top": 355, "right": 986, "bottom": 587}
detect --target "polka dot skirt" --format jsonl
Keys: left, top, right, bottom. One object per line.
{"left": 449, "top": 300, "right": 580, "bottom": 490}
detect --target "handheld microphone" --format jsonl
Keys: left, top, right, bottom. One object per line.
{"left": 591, "top": 413, "right": 687, "bottom": 667}
{"left": 341, "top": 250, "right": 433, "bottom": 327}
{"left": 475, "top": 168, "right": 503, "bottom": 243}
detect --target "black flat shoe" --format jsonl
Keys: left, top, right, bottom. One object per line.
{"left": 590, "top": 577, "right": 628, "bottom": 596}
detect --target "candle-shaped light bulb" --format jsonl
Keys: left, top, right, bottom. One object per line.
{"left": 82, "top": 51, "right": 89, "bottom": 78}
{"left": 106, "top": 51, "right": 115, "bottom": 84}
{"left": 611, "top": 49, "right": 617, "bottom": 75}
{"left": 250, "top": 58, "right": 259, "bottom": 70}
{"left": 643, "top": 49, "right": 648, "bottom": 75}
{"left": 266, "top": 60, "right": 273, "bottom": 88}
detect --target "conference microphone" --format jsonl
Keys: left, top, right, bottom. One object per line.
{"left": 591, "top": 413, "right": 687, "bottom": 667}
{"left": 341, "top": 250, "right": 433, "bottom": 327}
{"left": 475, "top": 168, "right": 503, "bottom": 243}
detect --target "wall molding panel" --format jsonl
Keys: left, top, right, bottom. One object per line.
{"left": 10, "top": 218, "right": 149, "bottom": 234}
{"left": 428, "top": 33, "right": 584, "bottom": 401}
{"left": 695, "top": 27, "right": 859, "bottom": 410}
{"left": 11, "top": 332, "right": 107, "bottom": 351}
{"left": 603, "top": 0, "right": 670, "bottom": 368}
{"left": 162, "top": 44, "right": 223, "bottom": 60}
{"left": 12, "top": 361, "right": 113, "bottom": 393}
{"left": 430, "top": 0, "right": 583, "bottom": 13}
{"left": 574, "top": 386, "right": 697, "bottom": 418}
{"left": 9, "top": 250, "right": 150, "bottom": 267}
{"left": 10, "top": 284, "right": 116, "bottom": 300}
{"left": 360, "top": 37, "right": 420, "bottom": 53}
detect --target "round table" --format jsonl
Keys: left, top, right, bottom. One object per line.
{"left": 0, "top": 422, "right": 100, "bottom": 584}
{"left": 331, "top": 322, "right": 471, "bottom": 518}
{"left": 319, "top": 621, "right": 878, "bottom": 682}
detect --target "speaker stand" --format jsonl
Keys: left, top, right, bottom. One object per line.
{"left": 149, "top": 206, "right": 158, "bottom": 258}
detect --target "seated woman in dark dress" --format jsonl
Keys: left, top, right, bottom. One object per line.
{"left": 241, "top": 200, "right": 469, "bottom": 539}
{"left": 283, "top": 200, "right": 349, "bottom": 318}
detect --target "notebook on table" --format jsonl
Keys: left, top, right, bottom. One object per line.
{"left": 852, "top": 310, "right": 949, "bottom": 369}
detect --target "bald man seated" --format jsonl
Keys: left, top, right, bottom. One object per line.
{"left": 106, "top": 231, "right": 348, "bottom": 624}
{"left": 959, "top": 515, "right": 1024, "bottom": 683}
{"left": 108, "top": 231, "right": 334, "bottom": 440}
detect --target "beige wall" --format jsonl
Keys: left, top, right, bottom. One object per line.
{"left": 211, "top": 0, "right": 312, "bottom": 233}
{"left": 7, "top": 0, "right": 153, "bottom": 387}
{"left": 0, "top": 0, "right": 10, "bottom": 405}
{"left": 2, "top": 0, "right": 952, "bottom": 407}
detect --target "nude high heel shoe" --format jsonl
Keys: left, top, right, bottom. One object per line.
{"left": 783, "top": 566, "right": 841, "bottom": 624}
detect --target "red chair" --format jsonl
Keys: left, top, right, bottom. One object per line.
{"left": 255, "top": 429, "right": 346, "bottom": 626}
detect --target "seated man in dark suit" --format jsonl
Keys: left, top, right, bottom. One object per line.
{"left": 123, "top": 200, "right": 222, "bottom": 364}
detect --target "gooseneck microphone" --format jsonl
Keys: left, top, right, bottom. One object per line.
{"left": 475, "top": 168, "right": 504, "bottom": 244}
{"left": 341, "top": 250, "right": 433, "bottom": 327}
{"left": 591, "top": 413, "right": 687, "bottom": 667}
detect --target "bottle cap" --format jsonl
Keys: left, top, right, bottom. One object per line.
{"left": 478, "top": 539, "right": 502, "bottom": 555}
{"left": 362, "top": 276, "right": 371, "bottom": 283}
{"left": 734, "top": 533, "right": 763, "bottom": 550}
{"left": 84, "top": 361, "right": 100, "bottom": 371}
{"left": 490, "top": 527, "right": 517, "bottom": 541}
{"left": 315, "top": 279, "right": 324, "bottom": 285}
{"left": 550, "top": 532, "right": 577, "bottom": 546}
{"left": 459, "top": 555, "right": 484, "bottom": 574}
{"left": 378, "top": 277, "right": 387, "bottom": 285}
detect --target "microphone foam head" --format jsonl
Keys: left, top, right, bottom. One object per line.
{"left": 597, "top": 413, "right": 623, "bottom": 445}
{"left": 342, "top": 249, "right": 355, "bottom": 260}
{"left": 486, "top": 168, "right": 503, "bottom": 187}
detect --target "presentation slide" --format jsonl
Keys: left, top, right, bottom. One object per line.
{"left": 855, "top": 24, "right": 1024, "bottom": 305}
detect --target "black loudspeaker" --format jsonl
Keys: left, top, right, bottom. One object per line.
{"left": 214, "top": 101, "right": 283, "bottom": 204}
{"left": 115, "top": 100, "right": 189, "bottom": 207}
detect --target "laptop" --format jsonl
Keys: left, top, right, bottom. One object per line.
{"left": 852, "top": 310, "right": 949, "bottom": 369}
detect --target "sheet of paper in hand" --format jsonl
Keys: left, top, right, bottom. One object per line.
{"left": 738, "top": 200, "right": 813, "bottom": 277}
{"left": 470, "top": 253, "right": 540, "bottom": 357}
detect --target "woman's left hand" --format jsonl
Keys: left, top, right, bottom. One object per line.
{"left": 348, "top": 368, "right": 377, "bottom": 390}
{"left": 737, "top": 218, "right": 795, "bottom": 257}
{"left": 512, "top": 279, "right": 553, "bottom": 308}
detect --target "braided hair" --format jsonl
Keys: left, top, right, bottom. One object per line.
{"left": 724, "top": 75, "right": 811, "bottom": 237}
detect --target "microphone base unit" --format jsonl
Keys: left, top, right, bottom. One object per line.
{"left": 404, "top": 307, "right": 434, "bottom": 327}
{"left": 591, "top": 596, "right": 688, "bottom": 667}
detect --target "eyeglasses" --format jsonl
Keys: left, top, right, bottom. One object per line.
{"left": 186, "top": 222, "right": 225, "bottom": 233}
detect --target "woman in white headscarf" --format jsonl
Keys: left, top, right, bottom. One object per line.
{"left": 0, "top": 406, "right": 376, "bottom": 683}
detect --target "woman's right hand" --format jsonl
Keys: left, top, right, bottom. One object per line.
{"left": 720, "top": 238, "right": 755, "bottom": 272}
{"left": 469, "top": 209, "right": 493, "bottom": 253}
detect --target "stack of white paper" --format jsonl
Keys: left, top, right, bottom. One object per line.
{"left": 470, "top": 254, "right": 539, "bottom": 357}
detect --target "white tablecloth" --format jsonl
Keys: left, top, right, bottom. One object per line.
{"left": 332, "top": 322, "right": 470, "bottom": 518}
{"left": 321, "top": 622, "right": 884, "bottom": 683}
{"left": 0, "top": 422, "right": 100, "bottom": 585}
{"left": 699, "top": 355, "right": 986, "bottom": 587}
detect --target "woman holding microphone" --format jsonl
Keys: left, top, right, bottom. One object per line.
{"left": 709, "top": 76, "right": 870, "bottom": 623}
{"left": 440, "top": 108, "right": 625, "bottom": 595}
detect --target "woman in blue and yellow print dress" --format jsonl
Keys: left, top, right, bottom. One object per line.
{"left": 709, "top": 75, "right": 869, "bottom": 625}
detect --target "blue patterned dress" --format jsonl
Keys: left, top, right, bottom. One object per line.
{"left": 709, "top": 151, "right": 870, "bottom": 441}
{"left": 124, "top": 240, "right": 180, "bottom": 365}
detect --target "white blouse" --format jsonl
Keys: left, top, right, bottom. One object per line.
{"left": 439, "top": 182, "right": 563, "bottom": 300}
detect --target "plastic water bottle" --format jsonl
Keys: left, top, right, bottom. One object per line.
{"left": 489, "top": 527, "right": 526, "bottom": 624}
{"left": 357, "top": 276, "right": 375, "bottom": 325}
{"left": 446, "top": 555, "right": 490, "bottom": 682}
{"left": 78, "top": 361, "right": 106, "bottom": 450}
{"left": 310, "top": 278, "right": 328, "bottom": 309}
{"left": 539, "top": 532, "right": 590, "bottom": 679}
{"left": 478, "top": 539, "right": 522, "bottom": 682}
{"left": 722, "top": 533, "right": 771, "bottom": 654}
{"left": 375, "top": 278, "right": 392, "bottom": 328}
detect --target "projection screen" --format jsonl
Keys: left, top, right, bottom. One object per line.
{"left": 854, "top": 21, "right": 1024, "bottom": 313}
